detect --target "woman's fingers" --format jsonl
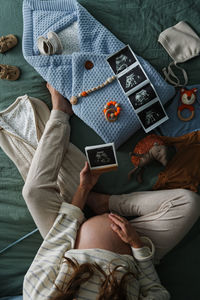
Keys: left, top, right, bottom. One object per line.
{"left": 109, "top": 215, "right": 122, "bottom": 228}
{"left": 109, "top": 213, "right": 128, "bottom": 226}
{"left": 111, "top": 223, "right": 124, "bottom": 238}
{"left": 85, "top": 161, "right": 89, "bottom": 169}
{"left": 110, "top": 213, "right": 127, "bottom": 222}
{"left": 110, "top": 223, "right": 118, "bottom": 231}
{"left": 81, "top": 161, "right": 89, "bottom": 174}
{"left": 111, "top": 223, "right": 126, "bottom": 242}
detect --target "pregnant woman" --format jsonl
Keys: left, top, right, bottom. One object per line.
{"left": 22, "top": 84, "right": 200, "bottom": 300}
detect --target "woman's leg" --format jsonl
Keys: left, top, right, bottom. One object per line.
{"left": 22, "top": 87, "right": 74, "bottom": 239}
{"left": 109, "top": 189, "right": 200, "bottom": 262}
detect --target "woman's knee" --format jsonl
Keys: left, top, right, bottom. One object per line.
{"left": 180, "top": 189, "right": 200, "bottom": 219}
{"left": 22, "top": 181, "right": 40, "bottom": 205}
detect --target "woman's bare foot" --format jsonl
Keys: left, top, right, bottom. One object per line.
{"left": 86, "top": 192, "right": 110, "bottom": 214}
{"left": 46, "top": 82, "right": 73, "bottom": 115}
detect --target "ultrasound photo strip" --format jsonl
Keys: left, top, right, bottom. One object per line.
{"left": 107, "top": 45, "right": 159, "bottom": 100}
{"left": 107, "top": 45, "right": 169, "bottom": 132}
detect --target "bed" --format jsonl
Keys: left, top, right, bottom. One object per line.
{"left": 0, "top": 0, "right": 200, "bottom": 299}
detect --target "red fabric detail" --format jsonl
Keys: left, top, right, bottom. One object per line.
{"left": 178, "top": 104, "right": 195, "bottom": 112}
{"left": 131, "top": 134, "right": 165, "bottom": 166}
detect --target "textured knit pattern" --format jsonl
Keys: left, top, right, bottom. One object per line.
{"left": 159, "top": 84, "right": 200, "bottom": 137}
{"left": 23, "top": 202, "right": 170, "bottom": 299}
{"left": 58, "top": 22, "right": 80, "bottom": 54}
{"left": 0, "top": 96, "right": 38, "bottom": 148}
{"left": 23, "top": 0, "right": 175, "bottom": 148}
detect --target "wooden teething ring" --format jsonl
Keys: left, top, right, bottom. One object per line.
{"left": 105, "top": 108, "right": 118, "bottom": 122}
{"left": 104, "top": 101, "right": 121, "bottom": 122}
{"left": 177, "top": 109, "right": 194, "bottom": 121}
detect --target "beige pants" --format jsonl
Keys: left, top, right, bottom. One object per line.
{"left": 22, "top": 110, "right": 200, "bottom": 262}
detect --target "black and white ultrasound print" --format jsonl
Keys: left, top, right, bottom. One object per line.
{"left": 128, "top": 83, "right": 157, "bottom": 110}
{"left": 86, "top": 145, "right": 117, "bottom": 168}
{"left": 118, "top": 66, "right": 147, "bottom": 93}
{"left": 107, "top": 45, "right": 136, "bottom": 75}
{"left": 107, "top": 45, "right": 168, "bottom": 132}
{"left": 137, "top": 101, "right": 167, "bottom": 130}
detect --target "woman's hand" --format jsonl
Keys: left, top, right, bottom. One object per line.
{"left": 79, "top": 162, "right": 101, "bottom": 191}
{"left": 46, "top": 82, "right": 73, "bottom": 115}
{"left": 109, "top": 213, "right": 144, "bottom": 248}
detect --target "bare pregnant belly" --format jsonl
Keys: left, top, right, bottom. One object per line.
{"left": 75, "top": 213, "right": 132, "bottom": 256}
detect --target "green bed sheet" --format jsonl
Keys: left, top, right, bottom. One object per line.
{"left": 0, "top": 0, "right": 200, "bottom": 298}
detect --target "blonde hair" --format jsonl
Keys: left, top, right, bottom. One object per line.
{"left": 54, "top": 257, "right": 136, "bottom": 300}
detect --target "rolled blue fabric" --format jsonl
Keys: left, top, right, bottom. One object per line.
{"left": 23, "top": 0, "right": 175, "bottom": 148}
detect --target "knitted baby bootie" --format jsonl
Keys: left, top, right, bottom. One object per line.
{"left": 0, "top": 64, "right": 20, "bottom": 80}
{"left": 0, "top": 34, "right": 18, "bottom": 53}
{"left": 37, "top": 31, "right": 63, "bottom": 55}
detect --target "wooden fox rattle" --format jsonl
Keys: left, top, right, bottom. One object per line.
{"left": 177, "top": 87, "right": 197, "bottom": 121}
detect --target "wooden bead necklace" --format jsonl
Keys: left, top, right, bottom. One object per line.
{"left": 70, "top": 75, "right": 116, "bottom": 105}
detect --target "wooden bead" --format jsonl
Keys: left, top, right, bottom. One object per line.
{"left": 70, "top": 96, "right": 78, "bottom": 105}
{"left": 81, "top": 91, "right": 88, "bottom": 97}
{"left": 72, "top": 75, "right": 117, "bottom": 102}
{"left": 85, "top": 60, "right": 94, "bottom": 70}
{"left": 107, "top": 77, "right": 112, "bottom": 83}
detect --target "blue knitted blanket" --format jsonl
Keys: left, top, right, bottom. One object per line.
{"left": 23, "top": 0, "right": 175, "bottom": 148}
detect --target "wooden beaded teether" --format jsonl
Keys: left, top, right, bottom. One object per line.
{"left": 103, "top": 101, "right": 121, "bottom": 122}
{"left": 70, "top": 75, "right": 116, "bottom": 105}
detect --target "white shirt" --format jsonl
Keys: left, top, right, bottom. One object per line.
{"left": 23, "top": 202, "right": 170, "bottom": 299}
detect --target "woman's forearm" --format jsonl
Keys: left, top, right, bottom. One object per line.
{"left": 71, "top": 185, "right": 90, "bottom": 210}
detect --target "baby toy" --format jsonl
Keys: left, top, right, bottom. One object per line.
{"left": 103, "top": 101, "right": 121, "bottom": 122}
{"left": 128, "top": 134, "right": 169, "bottom": 183}
{"left": 177, "top": 87, "right": 197, "bottom": 121}
{"left": 70, "top": 75, "right": 116, "bottom": 105}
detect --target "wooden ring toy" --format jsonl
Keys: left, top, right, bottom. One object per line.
{"left": 177, "top": 109, "right": 194, "bottom": 121}
{"left": 177, "top": 87, "right": 197, "bottom": 122}
{"left": 103, "top": 101, "right": 121, "bottom": 122}
{"left": 105, "top": 108, "right": 118, "bottom": 122}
